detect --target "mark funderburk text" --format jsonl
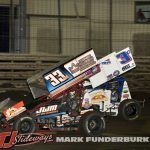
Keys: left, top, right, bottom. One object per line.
{"left": 56, "top": 137, "right": 150, "bottom": 143}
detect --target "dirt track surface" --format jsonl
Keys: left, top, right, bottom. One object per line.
{"left": 1, "top": 91, "right": 150, "bottom": 150}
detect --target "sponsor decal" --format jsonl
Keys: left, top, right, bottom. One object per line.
{"left": 91, "top": 91, "right": 108, "bottom": 104}
{"left": 67, "top": 54, "right": 96, "bottom": 74}
{"left": 84, "top": 65, "right": 100, "bottom": 77}
{"left": 107, "top": 70, "right": 120, "bottom": 80}
{"left": 107, "top": 74, "right": 113, "bottom": 80}
{"left": 122, "top": 64, "right": 131, "bottom": 71}
{"left": 61, "top": 114, "right": 73, "bottom": 123}
{"left": 123, "top": 90, "right": 128, "bottom": 93}
{"left": 123, "top": 94, "right": 129, "bottom": 99}
{"left": 113, "top": 70, "right": 120, "bottom": 77}
{"left": 57, "top": 114, "right": 77, "bottom": 124}
{"left": 3, "top": 101, "right": 26, "bottom": 120}
{"left": 57, "top": 110, "right": 94, "bottom": 125}
{"left": 92, "top": 93, "right": 106, "bottom": 100}
{"left": 101, "top": 59, "right": 111, "bottom": 65}
{"left": 64, "top": 50, "right": 97, "bottom": 77}
{"left": 36, "top": 105, "right": 58, "bottom": 116}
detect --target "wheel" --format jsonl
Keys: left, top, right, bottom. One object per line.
{"left": 118, "top": 99, "right": 141, "bottom": 121}
{"left": 13, "top": 116, "right": 37, "bottom": 134}
{"left": 79, "top": 111, "right": 105, "bottom": 136}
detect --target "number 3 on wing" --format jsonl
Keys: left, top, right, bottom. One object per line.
{"left": 45, "top": 70, "right": 69, "bottom": 86}
{"left": 116, "top": 50, "right": 132, "bottom": 64}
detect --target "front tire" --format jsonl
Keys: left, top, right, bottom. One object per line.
{"left": 79, "top": 111, "right": 105, "bottom": 136}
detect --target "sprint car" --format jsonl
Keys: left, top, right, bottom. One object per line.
{"left": 0, "top": 48, "right": 143, "bottom": 136}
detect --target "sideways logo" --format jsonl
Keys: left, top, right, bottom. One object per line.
{"left": 36, "top": 105, "right": 58, "bottom": 116}
{"left": 0, "top": 131, "right": 17, "bottom": 148}
{"left": 0, "top": 131, "right": 53, "bottom": 148}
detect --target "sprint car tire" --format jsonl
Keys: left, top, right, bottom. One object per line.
{"left": 79, "top": 111, "right": 105, "bottom": 136}
{"left": 13, "top": 116, "right": 37, "bottom": 134}
{"left": 118, "top": 99, "right": 141, "bottom": 121}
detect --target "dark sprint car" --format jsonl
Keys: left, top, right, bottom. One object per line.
{"left": 0, "top": 48, "right": 144, "bottom": 136}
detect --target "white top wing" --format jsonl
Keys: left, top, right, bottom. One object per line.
{"left": 89, "top": 47, "right": 136, "bottom": 88}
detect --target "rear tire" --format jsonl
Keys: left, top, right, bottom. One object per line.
{"left": 79, "top": 111, "right": 105, "bottom": 136}
{"left": 13, "top": 116, "right": 37, "bottom": 134}
{"left": 118, "top": 99, "right": 141, "bottom": 121}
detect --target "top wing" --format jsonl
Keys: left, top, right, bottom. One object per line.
{"left": 27, "top": 47, "right": 136, "bottom": 99}
{"left": 89, "top": 47, "right": 136, "bottom": 88}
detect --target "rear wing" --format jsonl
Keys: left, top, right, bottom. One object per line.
{"left": 27, "top": 49, "right": 98, "bottom": 99}
{"left": 27, "top": 47, "right": 136, "bottom": 99}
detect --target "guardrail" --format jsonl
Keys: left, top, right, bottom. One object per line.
{"left": 0, "top": 53, "right": 149, "bottom": 93}
{"left": 0, "top": 53, "right": 68, "bottom": 92}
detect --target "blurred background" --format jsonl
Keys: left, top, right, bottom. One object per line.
{"left": 0, "top": 0, "right": 150, "bottom": 56}
{"left": 0, "top": 0, "right": 149, "bottom": 93}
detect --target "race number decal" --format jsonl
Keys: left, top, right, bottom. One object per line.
{"left": 116, "top": 47, "right": 136, "bottom": 74}
{"left": 44, "top": 49, "right": 98, "bottom": 93}
{"left": 44, "top": 67, "right": 73, "bottom": 92}
{"left": 45, "top": 70, "right": 69, "bottom": 87}
{"left": 116, "top": 50, "right": 132, "bottom": 65}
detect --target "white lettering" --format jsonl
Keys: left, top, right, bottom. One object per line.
{"left": 36, "top": 105, "right": 57, "bottom": 114}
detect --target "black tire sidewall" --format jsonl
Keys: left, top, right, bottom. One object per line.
{"left": 79, "top": 111, "right": 105, "bottom": 136}
{"left": 13, "top": 116, "right": 37, "bottom": 134}
{"left": 119, "top": 100, "right": 141, "bottom": 121}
